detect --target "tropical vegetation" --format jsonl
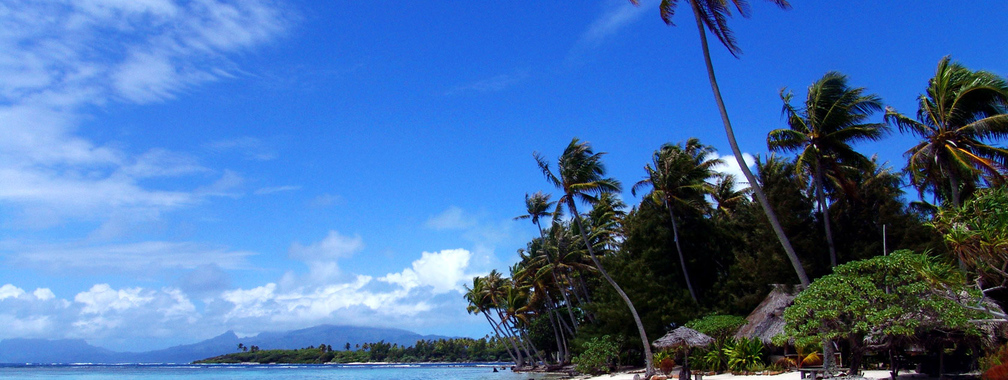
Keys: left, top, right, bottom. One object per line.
{"left": 196, "top": 337, "right": 513, "bottom": 364}
{"left": 461, "top": 56, "right": 1008, "bottom": 377}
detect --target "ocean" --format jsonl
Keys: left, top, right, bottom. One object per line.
{"left": 0, "top": 363, "right": 564, "bottom": 380}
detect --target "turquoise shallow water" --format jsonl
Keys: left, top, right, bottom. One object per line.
{"left": 0, "top": 363, "right": 562, "bottom": 380}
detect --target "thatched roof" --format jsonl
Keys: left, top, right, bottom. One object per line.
{"left": 734, "top": 284, "right": 802, "bottom": 344}
{"left": 652, "top": 327, "right": 713, "bottom": 350}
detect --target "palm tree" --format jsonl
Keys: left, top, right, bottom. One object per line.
{"left": 629, "top": 0, "right": 808, "bottom": 286}
{"left": 768, "top": 72, "right": 887, "bottom": 267}
{"left": 535, "top": 138, "right": 654, "bottom": 376}
{"left": 885, "top": 56, "right": 1008, "bottom": 208}
{"left": 464, "top": 275, "right": 521, "bottom": 365}
{"left": 515, "top": 192, "right": 556, "bottom": 238}
{"left": 631, "top": 138, "right": 721, "bottom": 302}
{"left": 711, "top": 174, "right": 749, "bottom": 217}
{"left": 515, "top": 192, "right": 581, "bottom": 337}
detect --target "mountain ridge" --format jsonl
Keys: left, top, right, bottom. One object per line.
{"left": 0, "top": 325, "right": 451, "bottom": 364}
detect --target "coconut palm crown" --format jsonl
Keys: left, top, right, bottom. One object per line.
{"left": 768, "top": 72, "right": 888, "bottom": 267}
{"left": 885, "top": 56, "right": 1008, "bottom": 208}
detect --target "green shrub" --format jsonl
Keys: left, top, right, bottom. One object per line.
{"left": 724, "top": 337, "right": 764, "bottom": 372}
{"left": 573, "top": 335, "right": 620, "bottom": 375}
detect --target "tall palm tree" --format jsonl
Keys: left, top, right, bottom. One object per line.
{"left": 631, "top": 138, "right": 721, "bottom": 302}
{"left": 885, "top": 56, "right": 1008, "bottom": 208}
{"left": 768, "top": 72, "right": 887, "bottom": 267}
{"left": 534, "top": 138, "right": 654, "bottom": 376}
{"left": 629, "top": 0, "right": 808, "bottom": 286}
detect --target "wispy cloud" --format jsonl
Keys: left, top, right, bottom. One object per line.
{"left": 571, "top": 0, "right": 657, "bottom": 56}
{"left": 205, "top": 137, "right": 278, "bottom": 161}
{"left": 5, "top": 240, "right": 257, "bottom": 273}
{"left": 0, "top": 0, "right": 291, "bottom": 231}
{"left": 445, "top": 70, "right": 529, "bottom": 96}
{"left": 254, "top": 185, "right": 301, "bottom": 195}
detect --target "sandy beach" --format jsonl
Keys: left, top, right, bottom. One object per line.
{"left": 583, "top": 369, "right": 932, "bottom": 380}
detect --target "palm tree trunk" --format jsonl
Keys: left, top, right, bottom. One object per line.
{"left": 536, "top": 221, "right": 580, "bottom": 331}
{"left": 666, "top": 199, "right": 698, "bottom": 302}
{"left": 494, "top": 311, "right": 526, "bottom": 366}
{"left": 545, "top": 303, "right": 563, "bottom": 363}
{"left": 484, "top": 313, "right": 520, "bottom": 364}
{"left": 569, "top": 200, "right": 654, "bottom": 377}
{"left": 815, "top": 162, "right": 838, "bottom": 267}
{"left": 687, "top": 0, "right": 809, "bottom": 287}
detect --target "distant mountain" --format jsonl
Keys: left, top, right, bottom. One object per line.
{"left": 0, "top": 325, "right": 451, "bottom": 364}
{"left": 0, "top": 338, "right": 119, "bottom": 364}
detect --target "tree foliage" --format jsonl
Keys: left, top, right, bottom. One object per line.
{"left": 783, "top": 250, "right": 985, "bottom": 375}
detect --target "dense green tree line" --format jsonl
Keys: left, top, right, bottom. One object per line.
{"left": 195, "top": 337, "right": 514, "bottom": 364}
{"left": 464, "top": 54, "right": 1008, "bottom": 374}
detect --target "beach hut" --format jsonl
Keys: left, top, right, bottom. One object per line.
{"left": 653, "top": 327, "right": 713, "bottom": 380}
{"left": 734, "top": 284, "right": 802, "bottom": 344}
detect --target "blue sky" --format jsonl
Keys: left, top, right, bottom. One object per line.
{"left": 0, "top": 0, "right": 1005, "bottom": 352}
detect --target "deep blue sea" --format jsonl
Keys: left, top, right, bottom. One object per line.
{"left": 0, "top": 363, "right": 563, "bottom": 380}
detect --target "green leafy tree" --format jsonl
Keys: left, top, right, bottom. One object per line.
{"left": 535, "top": 138, "right": 654, "bottom": 375}
{"left": 629, "top": 0, "right": 809, "bottom": 287}
{"left": 932, "top": 187, "right": 1008, "bottom": 311}
{"left": 768, "top": 72, "right": 887, "bottom": 268}
{"left": 885, "top": 56, "right": 1008, "bottom": 208}
{"left": 573, "top": 335, "right": 620, "bottom": 375}
{"left": 783, "top": 250, "right": 985, "bottom": 376}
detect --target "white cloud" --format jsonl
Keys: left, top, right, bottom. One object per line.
{"left": 33, "top": 288, "right": 56, "bottom": 301}
{"left": 75, "top": 284, "right": 154, "bottom": 314}
{"left": 0, "top": 0, "right": 290, "bottom": 231}
{"left": 380, "top": 249, "right": 473, "bottom": 294}
{"left": 709, "top": 152, "right": 757, "bottom": 191}
{"left": 0, "top": 284, "right": 26, "bottom": 300}
{"left": 205, "top": 137, "right": 277, "bottom": 161}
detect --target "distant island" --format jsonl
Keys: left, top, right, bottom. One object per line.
{"left": 194, "top": 337, "right": 511, "bottom": 364}
{"left": 0, "top": 325, "right": 478, "bottom": 364}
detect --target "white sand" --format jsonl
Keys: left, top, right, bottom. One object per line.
{"left": 584, "top": 369, "right": 925, "bottom": 380}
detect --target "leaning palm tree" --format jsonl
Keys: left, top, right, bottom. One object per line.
{"left": 885, "top": 56, "right": 1008, "bottom": 208}
{"left": 464, "top": 276, "right": 521, "bottom": 364}
{"left": 768, "top": 72, "right": 887, "bottom": 267}
{"left": 534, "top": 138, "right": 654, "bottom": 376}
{"left": 631, "top": 138, "right": 721, "bottom": 302}
{"left": 629, "top": 0, "right": 808, "bottom": 286}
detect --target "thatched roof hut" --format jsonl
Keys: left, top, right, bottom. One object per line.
{"left": 734, "top": 284, "right": 802, "bottom": 344}
{"left": 653, "top": 327, "right": 713, "bottom": 350}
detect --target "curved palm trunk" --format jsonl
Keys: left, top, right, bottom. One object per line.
{"left": 484, "top": 313, "right": 520, "bottom": 364}
{"left": 494, "top": 310, "right": 526, "bottom": 366}
{"left": 814, "top": 162, "right": 838, "bottom": 268}
{"left": 688, "top": 0, "right": 810, "bottom": 287}
{"left": 569, "top": 201, "right": 654, "bottom": 377}
{"left": 665, "top": 199, "right": 698, "bottom": 302}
